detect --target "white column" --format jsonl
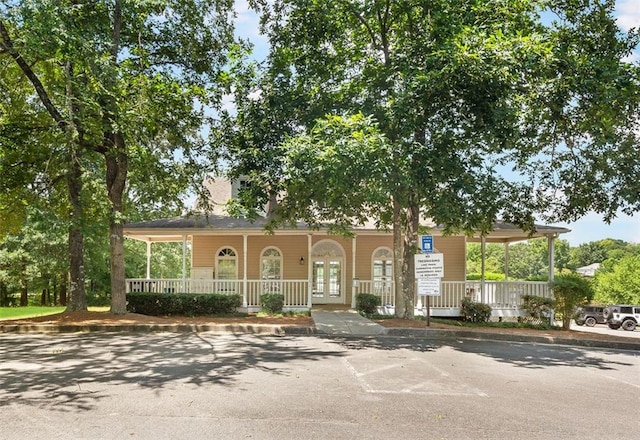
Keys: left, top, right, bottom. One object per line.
{"left": 182, "top": 235, "right": 187, "bottom": 293}
{"left": 351, "top": 236, "right": 357, "bottom": 308}
{"left": 504, "top": 242, "right": 509, "bottom": 283}
{"left": 547, "top": 234, "right": 555, "bottom": 282}
{"left": 146, "top": 241, "right": 152, "bottom": 279}
{"left": 243, "top": 234, "right": 248, "bottom": 308}
{"left": 307, "top": 234, "right": 313, "bottom": 309}
{"left": 480, "top": 235, "right": 486, "bottom": 304}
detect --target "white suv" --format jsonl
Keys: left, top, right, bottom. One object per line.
{"left": 603, "top": 305, "right": 640, "bottom": 331}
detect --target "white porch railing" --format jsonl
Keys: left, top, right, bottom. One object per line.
{"left": 126, "top": 278, "right": 309, "bottom": 309}
{"left": 126, "top": 278, "right": 552, "bottom": 314}
{"left": 357, "top": 280, "right": 552, "bottom": 310}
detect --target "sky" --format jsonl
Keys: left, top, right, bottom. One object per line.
{"left": 230, "top": 0, "right": 640, "bottom": 247}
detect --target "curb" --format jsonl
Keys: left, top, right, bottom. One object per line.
{"left": 1, "top": 323, "right": 637, "bottom": 351}
{"left": 384, "top": 327, "right": 640, "bottom": 351}
{"left": 0, "top": 323, "right": 313, "bottom": 335}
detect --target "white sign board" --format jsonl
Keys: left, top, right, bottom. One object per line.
{"left": 417, "top": 278, "right": 441, "bottom": 296}
{"left": 414, "top": 253, "right": 444, "bottom": 278}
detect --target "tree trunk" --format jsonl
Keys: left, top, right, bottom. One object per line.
{"left": 20, "top": 261, "right": 28, "bottom": 306}
{"left": 392, "top": 198, "right": 405, "bottom": 318}
{"left": 105, "top": 132, "right": 128, "bottom": 315}
{"left": 0, "top": 281, "right": 8, "bottom": 306}
{"left": 59, "top": 272, "right": 67, "bottom": 306}
{"left": 400, "top": 191, "right": 419, "bottom": 319}
{"left": 66, "top": 140, "right": 87, "bottom": 312}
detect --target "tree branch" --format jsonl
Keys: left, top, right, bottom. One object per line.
{"left": 0, "top": 20, "right": 67, "bottom": 132}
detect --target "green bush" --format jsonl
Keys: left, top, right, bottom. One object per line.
{"left": 356, "top": 293, "right": 381, "bottom": 316}
{"left": 126, "top": 292, "right": 242, "bottom": 316}
{"left": 551, "top": 273, "right": 594, "bottom": 330}
{"left": 460, "top": 297, "right": 492, "bottom": 322}
{"left": 260, "top": 293, "right": 285, "bottom": 314}
{"left": 521, "top": 294, "right": 555, "bottom": 324}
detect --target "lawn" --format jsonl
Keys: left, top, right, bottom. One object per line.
{"left": 0, "top": 306, "right": 109, "bottom": 321}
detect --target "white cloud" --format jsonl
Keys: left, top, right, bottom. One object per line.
{"left": 616, "top": 0, "right": 640, "bottom": 31}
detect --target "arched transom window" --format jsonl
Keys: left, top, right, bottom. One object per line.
{"left": 261, "top": 247, "right": 282, "bottom": 293}
{"left": 372, "top": 247, "right": 393, "bottom": 281}
{"left": 261, "top": 247, "right": 282, "bottom": 280}
{"left": 216, "top": 247, "right": 237, "bottom": 280}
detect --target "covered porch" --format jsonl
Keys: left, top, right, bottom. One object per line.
{"left": 123, "top": 215, "right": 569, "bottom": 318}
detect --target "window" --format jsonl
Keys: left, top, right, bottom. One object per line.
{"left": 372, "top": 247, "right": 393, "bottom": 281}
{"left": 216, "top": 247, "right": 237, "bottom": 280}
{"left": 261, "top": 247, "right": 282, "bottom": 293}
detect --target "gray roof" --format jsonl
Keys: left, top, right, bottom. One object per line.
{"left": 124, "top": 214, "right": 570, "bottom": 243}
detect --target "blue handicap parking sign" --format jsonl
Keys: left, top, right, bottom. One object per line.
{"left": 421, "top": 235, "right": 433, "bottom": 253}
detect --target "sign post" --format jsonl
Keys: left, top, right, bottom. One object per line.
{"left": 414, "top": 253, "right": 444, "bottom": 326}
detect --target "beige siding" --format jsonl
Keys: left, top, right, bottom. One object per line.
{"left": 246, "top": 235, "right": 308, "bottom": 279}
{"left": 191, "top": 233, "right": 466, "bottom": 285}
{"left": 433, "top": 236, "right": 466, "bottom": 281}
{"left": 353, "top": 235, "right": 394, "bottom": 281}
{"left": 192, "top": 236, "right": 245, "bottom": 277}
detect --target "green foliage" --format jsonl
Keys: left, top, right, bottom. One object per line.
{"left": 550, "top": 273, "right": 595, "bottom": 330}
{"left": 126, "top": 292, "right": 242, "bottom": 316}
{"left": 466, "top": 272, "right": 505, "bottom": 281}
{"left": 593, "top": 255, "right": 640, "bottom": 305}
{"left": 260, "top": 293, "right": 285, "bottom": 315}
{"left": 356, "top": 293, "right": 381, "bottom": 316}
{"left": 460, "top": 297, "right": 492, "bottom": 323}
{"left": 521, "top": 294, "right": 555, "bottom": 324}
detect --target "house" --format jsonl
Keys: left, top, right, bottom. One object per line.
{"left": 576, "top": 263, "right": 601, "bottom": 277}
{"left": 123, "top": 178, "right": 570, "bottom": 317}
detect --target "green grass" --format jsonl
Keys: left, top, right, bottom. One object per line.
{"left": 0, "top": 305, "right": 110, "bottom": 321}
{"left": 0, "top": 306, "right": 66, "bottom": 321}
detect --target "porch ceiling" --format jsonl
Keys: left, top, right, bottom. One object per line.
{"left": 124, "top": 214, "right": 570, "bottom": 243}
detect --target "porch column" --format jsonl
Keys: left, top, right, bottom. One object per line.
{"left": 242, "top": 234, "right": 248, "bottom": 308}
{"left": 504, "top": 242, "right": 509, "bottom": 283}
{"left": 182, "top": 234, "right": 187, "bottom": 293}
{"left": 146, "top": 241, "right": 152, "bottom": 279}
{"left": 547, "top": 234, "right": 556, "bottom": 283}
{"left": 351, "top": 236, "right": 357, "bottom": 309}
{"left": 480, "top": 235, "right": 486, "bottom": 304}
{"left": 307, "top": 234, "right": 312, "bottom": 308}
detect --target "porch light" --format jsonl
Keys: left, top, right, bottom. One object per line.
{"left": 299, "top": 256, "right": 305, "bottom": 265}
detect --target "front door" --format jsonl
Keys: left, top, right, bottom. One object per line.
{"left": 311, "top": 240, "right": 344, "bottom": 304}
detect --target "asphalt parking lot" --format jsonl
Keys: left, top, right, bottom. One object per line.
{"left": 1, "top": 332, "right": 638, "bottom": 440}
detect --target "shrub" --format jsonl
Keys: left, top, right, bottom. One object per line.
{"left": 551, "top": 273, "right": 594, "bottom": 330}
{"left": 521, "top": 294, "right": 555, "bottom": 325}
{"left": 260, "top": 293, "right": 285, "bottom": 314}
{"left": 126, "top": 292, "right": 242, "bottom": 316}
{"left": 356, "top": 293, "right": 381, "bottom": 316}
{"left": 460, "top": 297, "right": 492, "bottom": 322}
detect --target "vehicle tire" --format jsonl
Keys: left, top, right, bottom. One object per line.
{"left": 608, "top": 323, "right": 621, "bottom": 330}
{"left": 621, "top": 319, "right": 637, "bottom": 331}
{"left": 584, "top": 316, "right": 597, "bottom": 327}
{"left": 603, "top": 307, "right": 614, "bottom": 319}
{"left": 575, "top": 320, "right": 584, "bottom": 326}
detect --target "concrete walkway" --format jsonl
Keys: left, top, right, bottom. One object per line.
{"left": 311, "top": 309, "right": 387, "bottom": 336}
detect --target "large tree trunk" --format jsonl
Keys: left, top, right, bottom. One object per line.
{"left": 392, "top": 198, "right": 405, "bottom": 318}
{"left": 400, "top": 192, "right": 419, "bottom": 319}
{"left": 105, "top": 132, "right": 128, "bottom": 315}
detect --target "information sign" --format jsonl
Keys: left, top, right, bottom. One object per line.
{"left": 414, "top": 253, "right": 444, "bottom": 278}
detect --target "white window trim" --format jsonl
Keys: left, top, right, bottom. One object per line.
{"left": 215, "top": 246, "right": 238, "bottom": 279}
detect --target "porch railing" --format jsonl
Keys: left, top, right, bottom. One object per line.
{"left": 357, "top": 280, "right": 552, "bottom": 310}
{"left": 126, "top": 278, "right": 309, "bottom": 309}
{"left": 126, "top": 278, "right": 552, "bottom": 313}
